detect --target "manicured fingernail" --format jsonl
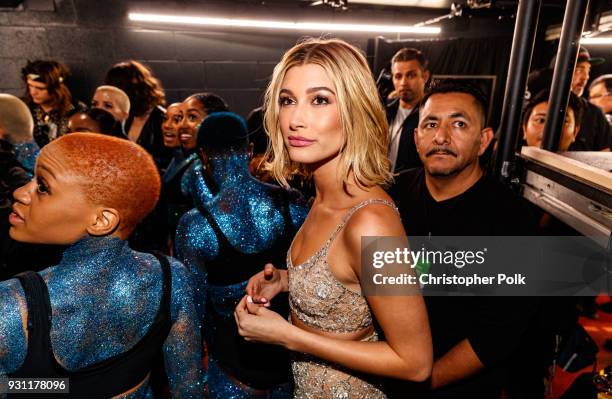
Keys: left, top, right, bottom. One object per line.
{"left": 247, "top": 296, "right": 253, "bottom": 303}
{"left": 261, "top": 298, "right": 267, "bottom": 303}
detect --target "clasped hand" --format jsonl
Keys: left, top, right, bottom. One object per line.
{"left": 234, "top": 263, "right": 292, "bottom": 347}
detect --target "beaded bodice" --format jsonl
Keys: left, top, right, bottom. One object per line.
{"left": 287, "top": 199, "right": 398, "bottom": 334}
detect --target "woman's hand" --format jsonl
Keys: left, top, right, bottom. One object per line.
{"left": 245, "top": 263, "right": 288, "bottom": 307}
{"left": 234, "top": 295, "right": 293, "bottom": 347}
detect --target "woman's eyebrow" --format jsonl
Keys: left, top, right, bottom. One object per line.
{"left": 306, "top": 86, "right": 335, "bottom": 95}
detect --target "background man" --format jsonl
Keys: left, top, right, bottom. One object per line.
{"left": 588, "top": 74, "right": 612, "bottom": 125}
{"left": 551, "top": 47, "right": 611, "bottom": 151}
{"left": 387, "top": 47, "right": 430, "bottom": 172}
{"left": 390, "top": 81, "right": 538, "bottom": 398}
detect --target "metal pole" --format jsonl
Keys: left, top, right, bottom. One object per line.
{"left": 495, "top": 0, "right": 542, "bottom": 183}
{"left": 542, "top": 0, "right": 590, "bottom": 151}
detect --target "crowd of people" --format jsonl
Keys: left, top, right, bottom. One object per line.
{"left": 0, "top": 36, "right": 610, "bottom": 399}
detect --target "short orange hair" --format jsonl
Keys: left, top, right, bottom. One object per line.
{"left": 49, "top": 133, "right": 161, "bottom": 236}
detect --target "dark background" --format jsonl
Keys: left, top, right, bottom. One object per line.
{"left": 0, "top": 0, "right": 611, "bottom": 119}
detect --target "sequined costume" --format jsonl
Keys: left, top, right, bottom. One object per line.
{"left": 12, "top": 140, "right": 39, "bottom": 177}
{"left": 176, "top": 152, "right": 308, "bottom": 399}
{"left": 288, "top": 199, "right": 398, "bottom": 399}
{"left": 0, "top": 236, "right": 204, "bottom": 398}
{"left": 30, "top": 102, "right": 86, "bottom": 148}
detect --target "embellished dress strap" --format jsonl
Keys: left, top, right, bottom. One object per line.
{"left": 324, "top": 198, "right": 399, "bottom": 250}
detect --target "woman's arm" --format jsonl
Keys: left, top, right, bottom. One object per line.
{"left": 163, "top": 260, "right": 205, "bottom": 398}
{"left": 236, "top": 203, "right": 432, "bottom": 381}
{"left": 0, "top": 279, "right": 28, "bottom": 376}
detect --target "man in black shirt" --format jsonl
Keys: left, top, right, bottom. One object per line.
{"left": 554, "top": 47, "right": 611, "bottom": 151}
{"left": 390, "top": 81, "right": 538, "bottom": 398}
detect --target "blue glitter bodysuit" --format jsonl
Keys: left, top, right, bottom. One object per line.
{"left": 176, "top": 153, "right": 308, "bottom": 399}
{"left": 0, "top": 236, "right": 204, "bottom": 398}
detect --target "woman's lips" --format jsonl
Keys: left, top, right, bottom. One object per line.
{"left": 288, "top": 136, "right": 315, "bottom": 147}
{"left": 8, "top": 211, "right": 24, "bottom": 225}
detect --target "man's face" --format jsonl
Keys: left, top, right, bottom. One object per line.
{"left": 589, "top": 82, "right": 612, "bottom": 114}
{"left": 391, "top": 60, "right": 429, "bottom": 107}
{"left": 571, "top": 61, "right": 591, "bottom": 97}
{"left": 27, "top": 78, "right": 53, "bottom": 106}
{"left": 415, "top": 92, "right": 492, "bottom": 177}
{"left": 92, "top": 90, "right": 128, "bottom": 123}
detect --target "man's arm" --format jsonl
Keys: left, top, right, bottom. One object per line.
{"left": 431, "top": 339, "right": 483, "bottom": 389}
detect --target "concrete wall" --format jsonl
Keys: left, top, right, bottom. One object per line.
{"left": 0, "top": 0, "right": 441, "bottom": 117}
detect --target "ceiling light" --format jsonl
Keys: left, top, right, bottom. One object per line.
{"left": 349, "top": 0, "right": 449, "bottom": 7}
{"left": 128, "top": 12, "right": 440, "bottom": 34}
{"left": 581, "top": 37, "right": 612, "bottom": 45}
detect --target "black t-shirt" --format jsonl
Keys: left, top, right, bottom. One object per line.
{"left": 389, "top": 168, "right": 538, "bottom": 398}
{"left": 570, "top": 98, "right": 612, "bottom": 151}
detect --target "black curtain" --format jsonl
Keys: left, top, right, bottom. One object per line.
{"left": 369, "top": 36, "right": 514, "bottom": 131}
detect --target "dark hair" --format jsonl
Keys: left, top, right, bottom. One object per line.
{"left": 21, "top": 60, "right": 73, "bottom": 116}
{"left": 104, "top": 60, "right": 165, "bottom": 117}
{"left": 589, "top": 74, "right": 612, "bottom": 93}
{"left": 521, "top": 90, "right": 584, "bottom": 129}
{"left": 390, "top": 48, "right": 429, "bottom": 71}
{"left": 187, "top": 92, "right": 229, "bottom": 114}
{"left": 196, "top": 112, "right": 248, "bottom": 152}
{"left": 421, "top": 79, "right": 489, "bottom": 126}
{"left": 87, "top": 108, "right": 126, "bottom": 139}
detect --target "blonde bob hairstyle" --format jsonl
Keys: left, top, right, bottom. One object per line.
{"left": 263, "top": 38, "right": 392, "bottom": 188}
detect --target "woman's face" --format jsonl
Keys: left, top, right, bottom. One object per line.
{"left": 67, "top": 113, "right": 100, "bottom": 133}
{"left": 162, "top": 103, "right": 183, "bottom": 148}
{"left": 178, "top": 97, "right": 207, "bottom": 150}
{"left": 524, "top": 101, "right": 578, "bottom": 151}
{"left": 278, "top": 64, "right": 343, "bottom": 166}
{"left": 9, "top": 145, "right": 97, "bottom": 244}
{"left": 27, "top": 78, "right": 53, "bottom": 106}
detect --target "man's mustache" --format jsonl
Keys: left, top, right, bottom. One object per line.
{"left": 426, "top": 146, "right": 457, "bottom": 157}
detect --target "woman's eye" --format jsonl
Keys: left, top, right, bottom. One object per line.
{"left": 312, "top": 96, "right": 329, "bottom": 105}
{"left": 36, "top": 179, "right": 49, "bottom": 194}
{"left": 279, "top": 96, "right": 294, "bottom": 106}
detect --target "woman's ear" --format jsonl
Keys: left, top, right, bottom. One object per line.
{"left": 87, "top": 208, "right": 120, "bottom": 237}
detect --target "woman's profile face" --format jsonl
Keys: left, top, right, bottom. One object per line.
{"left": 278, "top": 64, "right": 343, "bottom": 166}
{"left": 9, "top": 145, "right": 97, "bottom": 244}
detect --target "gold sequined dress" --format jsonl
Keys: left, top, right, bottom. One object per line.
{"left": 288, "top": 199, "right": 398, "bottom": 399}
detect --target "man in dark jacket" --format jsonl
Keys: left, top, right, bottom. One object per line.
{"left": 386, "top": 47, "right": 430, "bottom": 172}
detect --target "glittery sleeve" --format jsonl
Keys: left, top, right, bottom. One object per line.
{"left": 287, "top": 188, "right": 309, "bottom": 229}
{"left": 183, "top": 160, "right": 215, "bottom": 209}
{"left": 0, "top": 278, "right": 28, "bottom": 376}
{"left": 163, "top": 258, "right": 206, "bottom": 397}
{"left": 180, "top": 161, "right": 197, "bottom": 200}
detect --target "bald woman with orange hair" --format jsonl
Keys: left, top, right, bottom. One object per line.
{"left": 2, "top": 133, "right": 204, "bottom": 397}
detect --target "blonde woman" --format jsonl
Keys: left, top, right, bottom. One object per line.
{"left": 234, "top": 38, "right": 432, "bottom": 398}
